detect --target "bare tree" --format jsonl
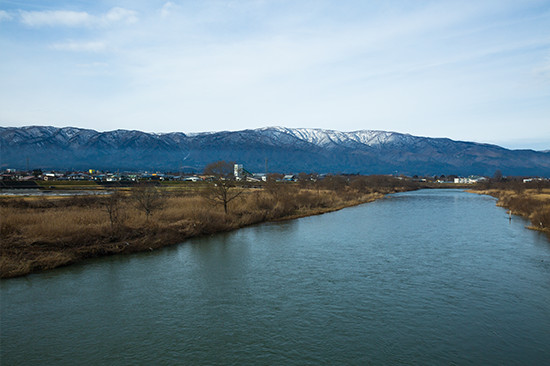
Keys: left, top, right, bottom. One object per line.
{"left": 511, "top": 179, "right": 525, "bottom": 194}
{"left": 320, "top": 175, "right": 348, "bottom": 191}
{"left": 535, "top": 180, "right": 545, "bottom": 194}
{"left": 350, "top": 176, "right": 369, "bottom": 193}
{"left": 297, "top": 172, "right": 309, "bottom": 188}
{"left": 204, "top": 160, "right": 235, "bottom": 178}
{"left": 264, "top": 177, "right": 284, "bottom": 200}
{"left": 203, "top": 161, "right": 244, "bottom": 214}
{"left": 104, "top": 190, "right": 123, "bottom": 230}
{"left": 132, "top": 183, "right": 164, "bottom": 221}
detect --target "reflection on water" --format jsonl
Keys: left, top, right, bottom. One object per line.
{"left": 1, "top": 189, "right": 549, "bottom": 365}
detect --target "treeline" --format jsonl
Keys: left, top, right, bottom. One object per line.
{"left": 476, "top": 177, "right": 550, "bottom": 193}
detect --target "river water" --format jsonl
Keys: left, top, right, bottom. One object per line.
{"left": 1, "top": 189, "right": 550, "bottom": 365}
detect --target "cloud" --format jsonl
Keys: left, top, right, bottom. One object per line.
{"left": 160, "top": 2, "right": 176, "bottom": 18}
{"left": 19, "top": 7, "right": 137, "bottom": 27}
{"left": 3, "top": 0, "right": 548, "bottom": 145}
{"left": 102, "top": 7, "right": 138, "bottom": 25}
{"left": 20, "top": 10, "right": 93, "bottom": 27}
{"left": 51, "top": 40, "right": 107, "bottom": 52}
{"left": 0, "top": 10, "right": 13, "bottom": 22}
{"left": 77, "top": 62, "right": 109, "bottom": 68}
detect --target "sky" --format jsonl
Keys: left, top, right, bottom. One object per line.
{"left": 1, "top": 0, "right": 549, "bottom": 150}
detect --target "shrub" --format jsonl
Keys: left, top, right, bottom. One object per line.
{"left": 531, "top": 207, "right": 550, "bottom": 229}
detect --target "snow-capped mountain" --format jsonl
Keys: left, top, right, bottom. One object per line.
{"left": 258, "top": 127, "right": 415, "bottom": 147}
{"left": 1, "top": 126, "right": 549, "bottom": 176}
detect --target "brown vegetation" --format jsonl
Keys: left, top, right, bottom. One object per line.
{"left": 471, "top": 180, "right": 550, "bottom": 234}
{"left": 1, "top": 177, "right": 416, "bottom": 278}
{"left": 202, "top": 161, "right": 245, "bottom": 214}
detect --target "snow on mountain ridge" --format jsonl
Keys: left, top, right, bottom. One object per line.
{"left": 6, "top": 125, "right": 415, "bottom": 148}
{"left": 3, "top": 125, "right": 550, "bottom": 176}
{"left": 3, "top": 125, "right": 473, "bottom": 151}
{"left": 259, "top": 126, "right": 412, "bottom": 147}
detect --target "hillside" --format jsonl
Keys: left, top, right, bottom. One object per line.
{"left": 1, "top": 126, "right": 549, "bottom": 176}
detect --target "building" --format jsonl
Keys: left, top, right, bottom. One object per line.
{"left": 454, "top": 176, "right": 486, "bottom": 184}
{"left": 234, "top": 164, "right": 244, "bottom": 179}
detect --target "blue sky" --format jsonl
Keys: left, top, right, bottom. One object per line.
{"left": 1, "top": 0, "right": 549, "bottom": 150}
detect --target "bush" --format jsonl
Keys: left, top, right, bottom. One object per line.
{"left": 532, "top": 207, "right": 550, "bottom": 229}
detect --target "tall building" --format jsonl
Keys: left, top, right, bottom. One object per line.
{"left": 234, "top": 164, "right": 243, "bottom": 179}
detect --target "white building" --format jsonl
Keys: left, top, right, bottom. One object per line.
{"left": 184, "top": 176, "right": 202, "bottom": 182}
{"left": 234, "top": 164, "right": 244, "bottom": 179}
{"left": 454, "top": 176, "right": 486, "bottom": 184}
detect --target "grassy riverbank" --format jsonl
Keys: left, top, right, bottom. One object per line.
{"left": 469, "top": 188, "right": 550, "bottom": 234}
{"left": 1, "top": 179, "right": 416, "bottom": 278}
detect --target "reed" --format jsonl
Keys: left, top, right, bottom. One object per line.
{"left": 1, "top": 182, "right": 415, "bottom": 278}
{"left": 470, "top": 188, "right": 550, "bottom": 233}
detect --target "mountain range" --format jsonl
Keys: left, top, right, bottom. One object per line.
{"left": 1, "top": 126, "right": 549, "bottom": 176}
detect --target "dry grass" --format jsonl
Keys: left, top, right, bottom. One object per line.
{"left": 1, "top": 185, "right": 406, "bottom": 278}
{"left": 470, "top": 188, "right": 550, "bottom": 234}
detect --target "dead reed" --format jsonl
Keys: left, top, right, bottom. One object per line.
{"left": 471, "top": 188, "right": 550, "bottom": 233}
{"left": 1, "top": 184, "right": 407, "bottom": 278}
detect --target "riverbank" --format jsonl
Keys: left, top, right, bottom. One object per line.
{"left": 4, "top": 189, "right": 550, "bottom": 365}
{"left": 469, "top": 188, "right": 550, "bottom": 234}
{"left": 1, "top": 183, "right": 413, "bottom": 278}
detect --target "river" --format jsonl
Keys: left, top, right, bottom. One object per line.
{"left": 1, "top": 189, "right": 550, "bottom": 365}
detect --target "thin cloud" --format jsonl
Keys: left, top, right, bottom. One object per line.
{"left": 51, "top": 40, "right": 107, "bottom": 52}
{"left": 0, "top": 10, "right": 13, "bottom": 22}
{"left": 20, "top": 10, "right": 93, "bottom": 27}
{"left": 19, "top": 7, "right": 137, "bottom": 27}
{"left": 102, "top": 7, "right": 138, "bottom": 25}
{"left": 160, "top": 2, "right": 176, "bottom": 18}
{"left": 76, "top": 62, "right": 109, "bottom": 68}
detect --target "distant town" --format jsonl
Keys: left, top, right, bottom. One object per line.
{"left": 1, "top": 163, "right": 548, "bottom": 190}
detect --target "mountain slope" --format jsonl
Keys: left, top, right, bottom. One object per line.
{"left": 1, "top": 126, "right": 549, "bottom": 176}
